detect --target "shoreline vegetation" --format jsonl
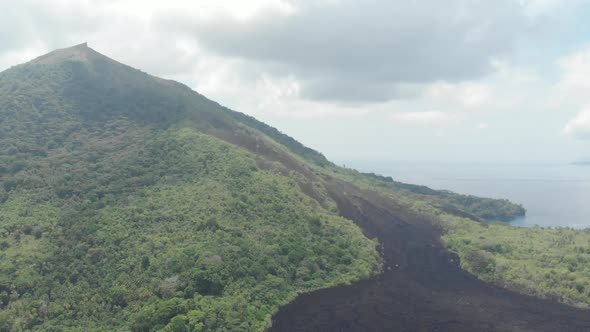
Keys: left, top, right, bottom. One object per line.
{"left": 443, "top": 219, "right": 590, "bottom": 308}
{"left": 341, "top": 167, "right": 590, "bottom": 309}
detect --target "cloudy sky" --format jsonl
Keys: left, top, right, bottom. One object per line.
{"left": 2, "top": 0, "right": 590, "bottom": 163}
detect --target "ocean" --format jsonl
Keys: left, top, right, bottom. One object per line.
{"left": 343, "top": 161, "right": 590, "bottom": 229}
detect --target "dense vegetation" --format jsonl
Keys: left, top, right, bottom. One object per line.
{"left": 442, "top": 218, "right": 590, "bottom": 308}
{"left": 1, "top": 43, "right": 581, "bottom": 331}
{"left": 333, "top": 169, "right": 525, "bottom": 222}
{"left": 0, "top": 45, "right": 380, "bottom": 331}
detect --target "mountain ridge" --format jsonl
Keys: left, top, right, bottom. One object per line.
{"left": 30, "top": 43, "right": 101, "bottom": 65}
{"left": 0, "top": 44, "right": 530, "bottom": 331}
{"left": 0, "top": 44, "right": 377, "bottom": 331}
{"left": 5, "top": 43, "right": 331, "bottom": 166}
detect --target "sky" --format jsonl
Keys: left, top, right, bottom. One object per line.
{"left": 1, "top": 0, "right": 590, "bottom": 164}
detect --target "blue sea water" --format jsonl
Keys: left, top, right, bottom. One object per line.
{"left": 343, "top": 161, "right": 590, "bottom": 229}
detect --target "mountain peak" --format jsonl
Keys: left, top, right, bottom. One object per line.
{"left": 29, "top": 42, "right": 111, "bottom": 65}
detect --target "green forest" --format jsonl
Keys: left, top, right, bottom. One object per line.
{"left": 1, "top": 44, "right": 588, "bottom": 331}
{"left": 442, "top": 217, "right": 590, "bottom": 308}
{"left": 0, "top": 46, "right": 381, "bottom": 331}
{"left": 0, "top": 123, "right": 381, "bottom": 331}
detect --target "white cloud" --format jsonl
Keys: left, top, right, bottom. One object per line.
{"left": 390, "top": 111, "right": 454, "bottom": 125}
{"left": 564, "top": 108, "right": 590, "bottom": 140}
{"left": 423, "top": 82, "right": 491, "bottom": 108}
{"left": 1, "top": 0, "right": 589, "bottom": 161}
{"left": 558, "top": 47, "right": 590, "bottom": 90}
{"left": 169, "top": 0, "right": 533, "bottom": 102}
{"left": 519, "top": 0, "right": 571, "bottom": 17}
{"left": 553, "top": 47, "right": 590, "bottom": 114}
{"left": 556, "top": 47, "right": 590, "bottom": 141}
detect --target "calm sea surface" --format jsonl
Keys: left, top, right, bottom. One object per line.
{"left": 343, "top": 161, "right": 590, "bottom": 229}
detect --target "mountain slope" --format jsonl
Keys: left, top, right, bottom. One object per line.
{"left": 268, "top": 177, "right": 590, "bottom": 332}
{"left": 0, "top": 44, "right": 378, "bottom": 331}
{"left": 0, "top": 44, "right": 529, "bottom": 332}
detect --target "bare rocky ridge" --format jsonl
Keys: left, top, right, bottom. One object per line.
{"left": 30, "top": 43, "right": 101, "bottom": 64}
{"left": 269, "top": 179, "right": 590, "bottom": 332}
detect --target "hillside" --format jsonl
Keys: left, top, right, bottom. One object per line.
{"left": 0, "top": 44, "right": 379, "bottom": 331}
{"left": 0, "top": 44, "right": 532, "bottom": 331}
